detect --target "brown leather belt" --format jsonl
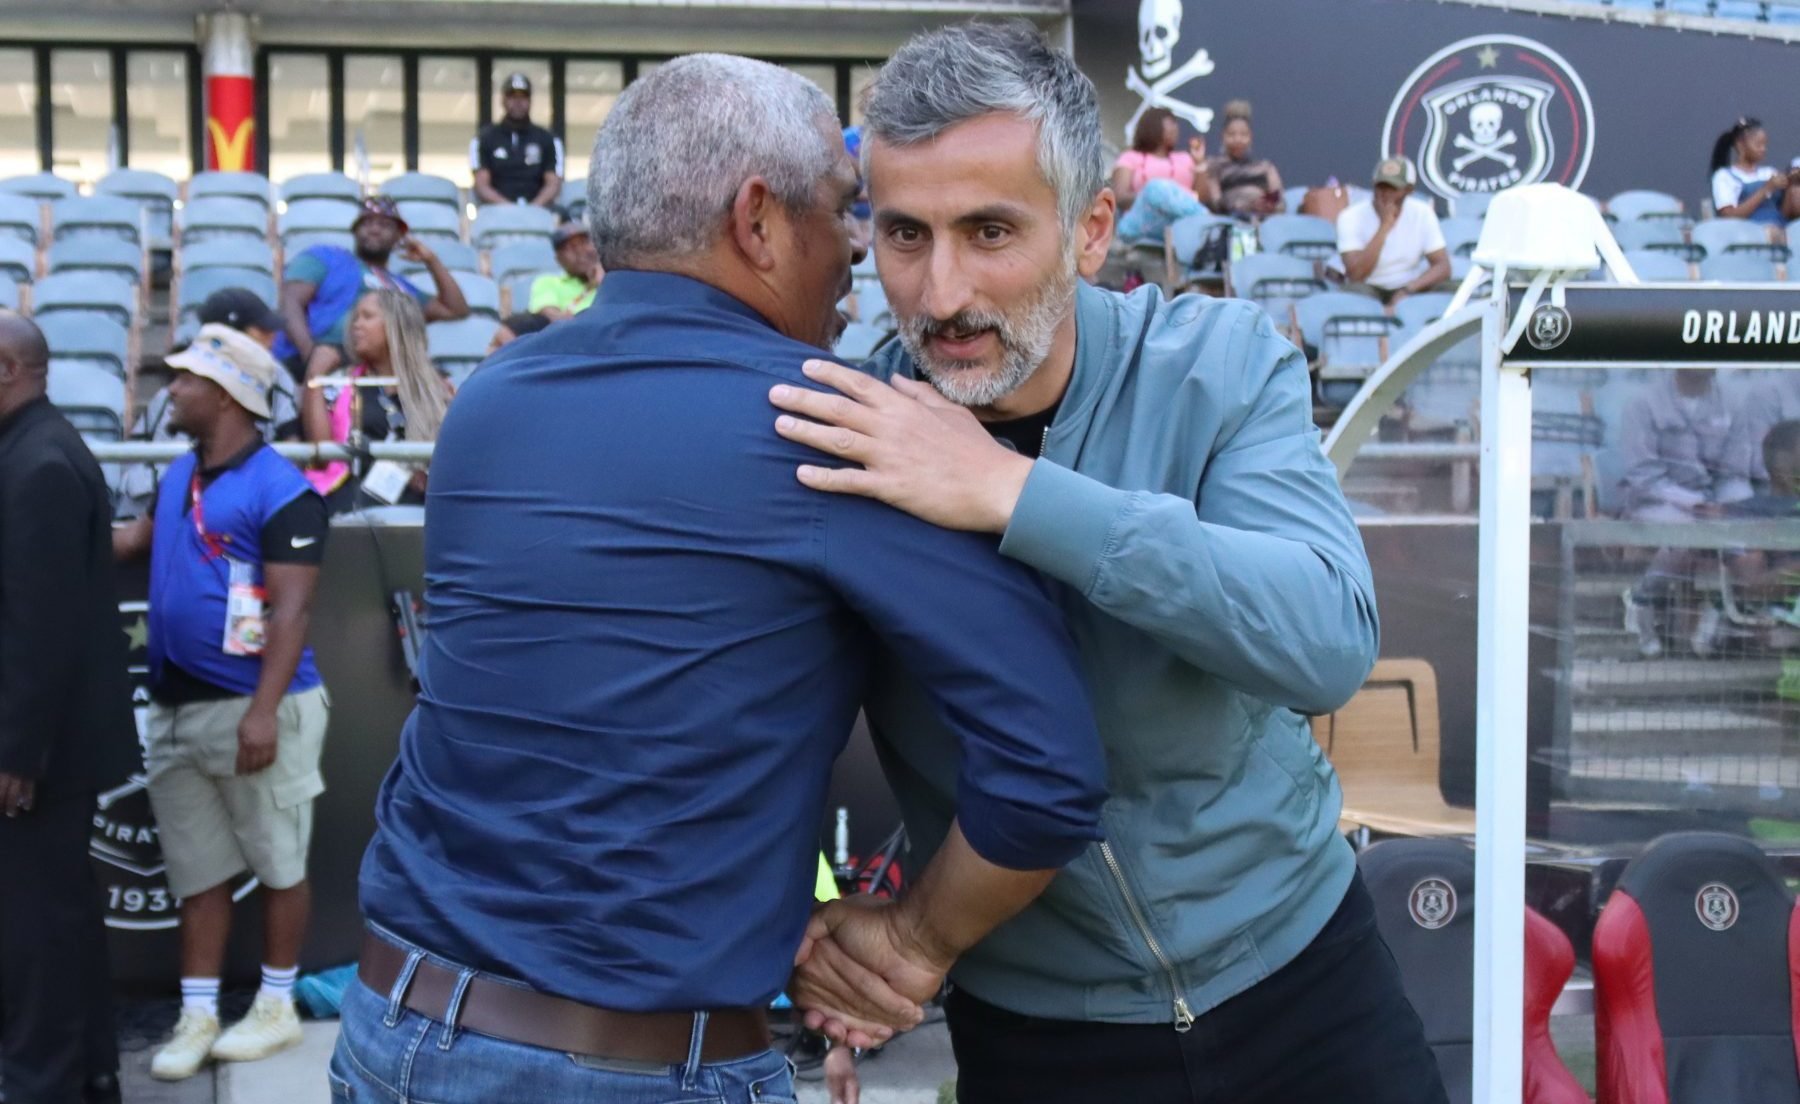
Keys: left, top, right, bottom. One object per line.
{"left": 357, "top": 934, "right": 770, "bottom": 1064}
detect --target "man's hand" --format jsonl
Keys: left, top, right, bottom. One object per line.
{"left": 790, "top": 896, "right": 946, "bottom": 1048}
{"left": 1375, "top": 191, "right": 1403, "bottom": 228}
{"left": 236, "top": 707, "right": 279, "bottom": 775}
{"left": 305, "top": 344, "right": 344, "bottom": 381}
{"left": 770, "top": 360, "right": 1034, "bottom": 534}
{"left": 824, "top": 1045, "right": 861, "bottom": 1104}
{"left": 0, "top": 772, "right": 35, "bottom": 818}
{"left": 400, "top": 236, "right": 437, "bottom": 266}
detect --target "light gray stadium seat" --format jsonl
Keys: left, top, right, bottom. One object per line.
{"left": 1259, "top": 214, "right": 1339, "bottom": 261}
{"left": 1282, "top": 185, "right": 1310, "bottom": 215}
{"left": 97, "top": 169, "right": 180, "bottom": 249}
{"left": 471, "top": 204, "right": 556, "bottom": 250}
{"left": 47, "top": 360, "right": 126, "bottom": 437}
{"left": 1167, "top": 212, "right": 1234, "bottom": 278}
{"left": 177, "top": 267, "right": 278, "bottom": 323}
{"left": 505, "top": 273, "right": 544, "bottom": 313}
{"left": 1392, "top": 292, "right": 1456, "bottom": 330}
{"left": 1228, "top": 252, "right": 1323, "bottom": 324}
{"left": 181, "top": 197, "right": 269, "bottom": 246}
{"left": 279, "top": 199, "right": 359, "bottom": 244}
{"left": 835, "top": 321, "right": 886, "bottom": 361}
{"left": 38, "top": 311, "right": 130, "bottom": 378}
{"left": 279, "top": 173, "right": 361, "bottom": 205}
{"left": 0, "top": 194, "right": 38, "bottom": 245}
{"left": 489, "top": 239, "right": 559, "bottom": 284}
{"left": 1438, "top": 217, "right": 1483, "bottom": 258}
{"left": 383, "top": 173, "right": 461, "bottom": 211}
{"left": 188, "top": 171, "right": 273, "bottom": 211}
{"left": 1295, "top": 290, "right": 1400, "bottom": 376}
{"left": 428, "top": 316, "right": 499, "bottom": 385}
{"left": 0, "top": 273, "right": 15, "bottom": 311}
{"left": 32, "top": 272, "right": 136, "bottom": 326}
{"left": 409, "top": 271, "right": 501, "bottom": 319}
{"left": 1699, "top": 253, "right": 1779, "bottom": 281}
{"left": 47, "top": 237, "right": 144, "bottom": 284}
{"left": 1691, "top": 218, "right": 1787, "bottom": 261}
{"left": 559, "top": 179, "right": 587, "bottom": 219}
{"left": 1608, "top": 189, "right": 1685, "bottom": 224}
{"left": 1622, "top": 249, "right": 1693, "bottom": 281}
{"left": 391, "top": 239, "right": 480, "bottom": 277}
{"left": 283, "top": 232, "right": 356, "bottom": 257}
{"left": 1611, "top": 219, "right": 1694, "bottom": 258}
{"left": 182, "top": 237, "right": 275, "bottom": 277}
{"left": 0, "top": 237, "right": 34, "bottom": 284}
{"left": 0, "top": 173, "right": 77, "bottom": 202}
{"left": 398, "top": 202, "right": 462, "bottom": 245}
{"left": 50, "top": 196, "right": 143, "bottom": 244}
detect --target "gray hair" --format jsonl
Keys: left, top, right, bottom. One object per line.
{"left": 860, "top": 21, "right": 1106, "bottom": 237}
{"left": 587, "top": 54, "right": 838, "bottom": 268}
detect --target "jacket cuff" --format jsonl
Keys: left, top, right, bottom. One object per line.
{"left": 999, "top": 459, "right": 1135, "bottom": 595}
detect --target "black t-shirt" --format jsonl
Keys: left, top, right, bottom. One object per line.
{"left": 472, "top": 121, "right": 564, "bottom": 204}
{"left": 983, "top": 400, "right": 1062, "bottom": 460}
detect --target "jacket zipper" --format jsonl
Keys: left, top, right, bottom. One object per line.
{"left": 1098, "top": 841, "right": 1196, "bottom": 1032}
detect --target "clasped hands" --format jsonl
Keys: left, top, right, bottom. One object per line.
{"left": 788, "top": 895, "right": 954, "bottom": 1049}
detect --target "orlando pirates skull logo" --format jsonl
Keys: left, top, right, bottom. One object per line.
{"left": 1526, "top": 304, "right": 1572, "bottom": 351}
{"left": 1124, "top": 0, "right": 1214, "bottom": 145}
{"left": 1409, "top": 877, "right": 1458, "bottom": 930}
{"left": 1695, "top": 883, "right": 1739, "bottom": 932}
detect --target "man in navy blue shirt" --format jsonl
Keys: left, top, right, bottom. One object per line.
{"left": 334, "top": 53, "right": 1107, "bottom": 1104}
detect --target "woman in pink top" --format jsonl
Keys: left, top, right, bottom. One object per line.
{"left": 1112, "top": 107, "right": 1215, "bottom": 243}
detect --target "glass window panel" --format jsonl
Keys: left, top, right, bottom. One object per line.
{"left": 50, "top": 50, "right": 113, "bottom": 186}
{"left": 562, "top": 61, "right": 622, "bottom": 187}
{"left": 268, "top": 53, "right": 330, "bottom": 182}
{"left": 344, "top": 54, "right": 404, "bottom": 187}
{"left": 0, "top": 50, "right": 37, "bottom": 180}
{"left": 125, "top": 51, "right": 191, "bottom": 180}
{"left": 417, "top": 56, "right": 478, "bottom": 187}
{"left": 492, "top": 57, "right": 551, "bottom": 129}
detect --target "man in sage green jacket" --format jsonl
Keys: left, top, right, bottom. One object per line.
{"left": 772, "top": 21, "right": 1448, "bottom": 1104}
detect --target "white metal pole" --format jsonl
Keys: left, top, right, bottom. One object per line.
{"left": 1472, "top": 298, "right": 1530, "bottom": 1104}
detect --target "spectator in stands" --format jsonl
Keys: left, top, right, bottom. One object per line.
{"left": 1734, "top": 366, "right": 1800, "bottom": 486}
{"left": 1110, "top": 106, "right": 1210, "bottom": 243}
{"left": 1336, "top": 156, "right": 1451, "bottom": 305}
{"left": 488, "top": 310, "right": 550, "bottom": 355}
{"left": 273, "top": 196, "right": 469, "bottom": 382}
{"left": 1708, "top": 116, "right": 1798, "bottom": 225}
{"left": 0, "top": 311, "right": 138, "bottom": 1104}
{"left": 1618, "top": 368, "right": 1753, "bottom": 659}
{"left": 472, "top": 72, "right": 564, "bottom": 208}
{"left": 1203, "top": 100, "right": 1285, "bottom": 219}
{"left": 527, "top": 220, "right": 603, "bottom": 320}
{"left": 302, "top": 288, "right": 449, "bottom": 512}
{"left": 111, "top": 325, "right": 329, "bottom": 1083}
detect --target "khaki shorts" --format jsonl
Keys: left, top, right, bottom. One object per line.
{"left": 145, "top": 685, "right": 330, "bottom": 899}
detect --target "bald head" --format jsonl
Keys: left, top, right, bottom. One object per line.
{"left": 0, "top": 311, "right": 50, "bottom": 417}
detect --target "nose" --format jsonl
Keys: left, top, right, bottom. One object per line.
{"left": 919, "top": 241, "right": 975, "bottom": 323}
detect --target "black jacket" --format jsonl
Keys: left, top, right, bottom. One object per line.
{"left": 0, "top": 398, "right": 137, "bottom": 792}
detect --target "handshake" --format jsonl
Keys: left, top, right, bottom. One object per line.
{"left": 788, "top": 893, "right": 958, "bottom": 1049}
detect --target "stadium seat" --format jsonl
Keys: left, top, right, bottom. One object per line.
{"left": 47, "top": 360, "right": 126, "bottom": 438}
{"left": 504, "top": 273, "right": 544, "bottom": 313}
{"left": 1295, "top": 290, "right": 1399, "bottom": 375}
{"left": 489, "top": 239, "right": 559, "bottom": 284}
{"left": 1393, "top": 291, "right": 1457, "bottom": 329}
{"left": 283, "top": 232, "right": 355, "bottom": 257}
{"left": 560, "top": 178, "right": 588, "bottom": 221}
{"left": 428, "top": 316, "right": 499, "bottom": 385}
{"left": 32, "top": 272, "right": 136, "bottom": 326}
{"left": 410, "top": 271, "right": 501, "bottom": 319}
{"left": 1699, "top": 253, "right": 1780, "bottom": 281}
{"left": 382, "top": 172, "right": 461, "bottom": 211}
{"left": 47, "top": 237, "right": 144, "bottom": 284}
{"left": 187, "top": 171, "right": 273, "bottom": 211}
{"left": 1282, "top": 184, "right": 1310, "bottom": 214}
{"left": 37, "top": 311, "right": 130, "bottom": 378}
{"left": 1259, "top": 214, "right": 1339, "bottom": 261}
{"left": 0, "top": 173, "right": 77, "bottom": 202}
{"left": 97, "top": 168, "right": 180, "bottom": 249}
{"left": 398, "top": 202, "right": 462, "bottom": 246}
{"left": 176, "top": 267, "right": 277, "bottom": 324}
{"left": 0, "top": 193, "right": 39, "bottom": 245}
{"left": 1439, "top": 216, "right": 1484, "bottom": 258}
{"left": 1619, "top": 249, "right": 1691, "bottom": 281}
{"left": 393, "top": 239, "right": 480, "bottom": 278}
{"left": 1592, "top": 832, "right": 1800, "bottom": 1104}
{"left": 181, "top": 237, "right": 275, "bottom": 277}
{"left": 835, "top": 321, "right": 886, "bottom": 361}
{"left": 1690, "top": 218, "right": 1786, "bottom": 262}
{"left": 0, "top": 273, "right": 15, "bottom": 311}
{"left": 1607, "top": 190, "right": 1684, "bottom": 224}
{"left": 1358, "top": 839, "right": 1591, "bottom": 1104}
{"left": 1312, "top": 658, "right": 1475, "bottom": 835}
{"left": 1165, "top": 212, "right": 1234, "bottom": 283}
{"left": 471, "top": 204, "right": 556, "bottom": 250}
{"left": 50, "top": 196, "right": 143, "bottom": 244}
{"left": 1452, "top": 192, "right": 1494, "bottom": 220}
{"left": 0, "top": 237, "right": 34, "bottom": 284}
{"left": 279, "top": 172, "right": 361, "bottom": 206}
{"left": 1712, "top": 0, "right": 1767, "bottom": 18}
{"left": 180, "top": 196, "right": 270, "bottom": 246}
{"left": 1227, "top": 253, "right": 1323, "bottom": 327}
{"left": 1610, "top": 219, "right": 1696, "bottom": 261}
{"left": 1773, "top": 3, "right": 1800, "bottom": 22}
{"left": 279, "top": 198, "right": 359, "bottom": 244}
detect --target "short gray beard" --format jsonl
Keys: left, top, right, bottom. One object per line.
{"left": 898, "top": 259, "right": 1078, "bottom": 408}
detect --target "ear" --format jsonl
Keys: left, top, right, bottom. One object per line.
{"left": 727, "top": 175, "right": 782, "bottom": 273}
{"left": 1076, "top": 189, "right": 1117, "bottom": 282}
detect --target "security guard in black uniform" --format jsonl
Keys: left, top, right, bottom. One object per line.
{"left": 471, "top": 73, "right": 564, "bottom": 208}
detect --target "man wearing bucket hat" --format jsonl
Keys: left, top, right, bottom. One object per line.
{"left": 273, "top": 195, "right": 469, "bottom": 381}
{"left": 473, "top": 71, "right": 564, "bottom": 208}
{"left": 112, "top": 325, "right": 332, "bottom": 1081}
{"left": 1335, "top": 156, "right": 1451, "bottom": 306}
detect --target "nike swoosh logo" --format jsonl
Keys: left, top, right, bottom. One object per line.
{"left": 290, "top": 537, "right": 317, "bottom": 549}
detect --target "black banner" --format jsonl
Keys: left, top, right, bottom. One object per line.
{"left": 1506, "top": 284, "right": 1800, "bottom": 365}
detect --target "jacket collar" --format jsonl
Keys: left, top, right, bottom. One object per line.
{"left": 0, "top": 395, "right": 54, "bottom": 445}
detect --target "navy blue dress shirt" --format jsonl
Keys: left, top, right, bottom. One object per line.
{"left": 357, "top": 271, "right": 1107, "bottom": 1013}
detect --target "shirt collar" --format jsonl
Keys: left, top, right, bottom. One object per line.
{"left": 0, "top": 395, "right": 52, "bottom": 442}
{"left": 590, "top": 270, "right": 776, "bottom": 332}
{"left": 195, "top": 437, "right": 264, "bottom": 479}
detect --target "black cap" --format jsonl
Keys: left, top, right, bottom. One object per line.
{"left": 197, "top": 288, "right": 284, "bottom": 335}
{"left": 503, "top": 72, "right": 532, "bottom": 96}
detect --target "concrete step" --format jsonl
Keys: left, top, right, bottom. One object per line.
{"left": 1571, "top": 704, "right": 1787, "bottom": 737}
{"left": 1567, "top": 657, "right": 1786, "bottom": 697}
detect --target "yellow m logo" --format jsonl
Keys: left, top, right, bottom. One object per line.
{"left": 207, "top": 118, "right": 255, "bottom": 173}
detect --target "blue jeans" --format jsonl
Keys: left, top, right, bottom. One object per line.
{"left": 1116, "top": 178, "right": 1206, "bottom": 244}
{"left": 328, "top": 932, "right": 797, "bottom": 1104}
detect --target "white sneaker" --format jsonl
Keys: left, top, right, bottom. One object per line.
{"left": 210, "top": 992, "right": 303, "bottom": 1063}
{"left": 149, "top": 1008, "right": 221, "bottom": 1081}
{"left": 1691, "top": 603, "right": 1724, "bottom": 658}
{"left": 1623, "top": 590, "right": 1663, "bottom": 659}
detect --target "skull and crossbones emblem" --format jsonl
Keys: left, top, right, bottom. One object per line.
{"left": 1452, "top": 103, "right": 1518, "bottom": 172}
{"left": 1125, "top": 0, "right": 1215, "bottom": 137}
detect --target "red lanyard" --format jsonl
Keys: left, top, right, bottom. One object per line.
{"left": 188, "top": 471, "right": 227, "bottom": 562}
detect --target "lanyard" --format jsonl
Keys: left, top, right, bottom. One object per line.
{"left": 188, "top": 470, "right": 227, "bottom": 562}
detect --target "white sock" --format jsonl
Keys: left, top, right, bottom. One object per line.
{"left": 259, "top": 964, "right": 299, "bottom": 1003}
{"left": 180, "top": 977, "right": 220, "bottom": 1015}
